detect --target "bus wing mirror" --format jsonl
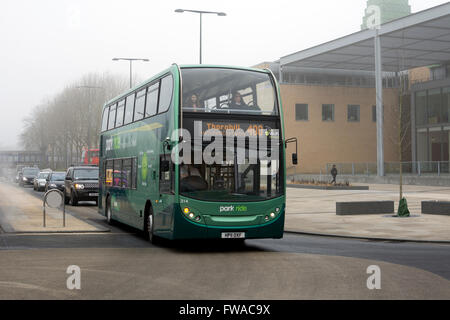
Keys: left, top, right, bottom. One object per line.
{"left": 160, "top": 160, "right": 170, "bottom": 172}
{"left": 163, "top": 137, "right": 173, "bottom": 151}
{"left": 285, "top": 137, "right": 298, "bottom": 166}
{"left": 292, "top": 153, "right": 298, "bottom": 165}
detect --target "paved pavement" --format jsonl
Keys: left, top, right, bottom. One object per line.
{"left": 285, "top": 184, "right": 450, "bottom": 242}
{"left": 1, "top": 181, "right": 450, "bottom": 242}
{"left": 0, "top": 182, "right": 108, "bottom": 233}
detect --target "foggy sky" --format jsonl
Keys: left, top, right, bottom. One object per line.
{"left": 0, "top": 0, "right": 447, "bottom": 150}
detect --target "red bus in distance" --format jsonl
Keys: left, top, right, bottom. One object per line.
{"left": 81, "top": 148, "right": 99, "bottom": 166}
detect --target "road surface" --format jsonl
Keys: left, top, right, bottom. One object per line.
{"left": 0, "top": 182, "right": 449, "bottom": 299}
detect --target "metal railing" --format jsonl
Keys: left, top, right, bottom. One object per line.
{"left": 324, "top": 161, "right": 450, "bottom": 176}
{"left": 43, "top": 189, "right": 66, "bottom": 227}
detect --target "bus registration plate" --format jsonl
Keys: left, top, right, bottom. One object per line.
{"left": 221, "top": 232, "right": 245, "bottom": 239}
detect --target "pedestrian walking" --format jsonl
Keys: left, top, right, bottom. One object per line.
{"left": 331, "top": 165, "right": 338, "bottom": 184}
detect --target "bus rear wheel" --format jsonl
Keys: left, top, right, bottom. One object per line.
{"left": 106, "top": 197, "right": 114, "bottom": 225}
{"left": 145, "top": 208, "right": 159, "bottom": 245}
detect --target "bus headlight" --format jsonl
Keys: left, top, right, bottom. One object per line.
{"left": 270, "top": 212, "right": 276, "bottom": 218}
{"left": 75, "top": 184, "right": 85, "bottom": 189}
{"left": 182, "top": 206, "right": 203, "bottom": 223}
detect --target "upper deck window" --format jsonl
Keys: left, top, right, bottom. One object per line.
{"left": 134, "top": 88, "right": 146, "bottom": 121}
{"left": 108, "top": 103, "right": 117, "bottom": 130}
{"left": 181, "top": 68, "right": 277, "bottom": 116}
{"left": 124, "top": 94, "right": 135, "bottom": 125}
{"left": 101, "top": 107, "right": 109, "bottom": 132}
{"left": 115, "top": 100, "right": 125, "bottom": 127}
{"left": 158, "top": 74, "right": 173, "bottom": 113}
{"left": 145, "top": 82, "right": 159, "bottom": 118}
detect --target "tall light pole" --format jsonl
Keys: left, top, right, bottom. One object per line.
{"left": 112, "top": 58, "right": 149, "bottom": 88}
{"left": 174, "top": 9, "right": 226, "bottom": 64}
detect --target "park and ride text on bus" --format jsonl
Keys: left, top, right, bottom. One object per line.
{"left": 98, "top": 64, "right": 297, "bottom": 243}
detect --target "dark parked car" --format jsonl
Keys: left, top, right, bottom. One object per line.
{"left": 64, "top": 166, "right": 99, "bottom": 206}
{"left": 45, "top": 171, "right": 66, "bottom": 193}
{"left": 19, "top": 167, "right": 40, "bottom": 187}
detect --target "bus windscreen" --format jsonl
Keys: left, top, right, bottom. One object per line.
{"left": 181, "top": 68, "right": 278, "bottom": 116}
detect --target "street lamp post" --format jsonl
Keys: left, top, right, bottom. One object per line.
{"left": 174, "top": 9, "right": 226, "bottom": 64}
{"left": 112, "top": 58, "right": 149, "bottom": 88}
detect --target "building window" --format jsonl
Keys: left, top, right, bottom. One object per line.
{"left": 418, "top": 127, "right": 450, "bottom": 163}
{"left": 416, "top": 129, "right": 428, "bottom": 162}
{"left": 295, "top": 104, "right": 308, "bottom": 121}
{"left": 322, "top": 104, "right": 334, "bottom": 121}
{"left": 347, "top": 105, "right": 360, "bottom": 122}
{"left": 415, "top": 90, "right": 427, "bottom": 126}
{"left": 430, "top": 65, "right": 446, "bottom": 81}
{"left": 443, "top": 87, "right": 450, "bottom": 123}
{"left": 428, "top": 88, "right": 441, "bottom": 124}
{"left": 372, "top": 105, "right": 376, "bottom": 122}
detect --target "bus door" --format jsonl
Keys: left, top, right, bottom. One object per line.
{"left": 108, "top": 159, "right": 124, "bottom": 222}
{"left": 153, "top": 154, "right": 174, "bottom": 232}
{"left": 116, "top": 158, "right": 135, "bottom": 223}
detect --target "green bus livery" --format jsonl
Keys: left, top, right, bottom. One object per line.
{"left": 98, "top": 64, "right": 296, "bottom": 243}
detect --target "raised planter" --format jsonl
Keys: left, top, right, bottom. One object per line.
{"left": 336, "top": 201, "right": 394, "bottom": 215}
{"left": 422, "top": 201, "right": 450, "bottom": 216}
{"left": 288, "top": 184, "right": 369, "bottom": 190}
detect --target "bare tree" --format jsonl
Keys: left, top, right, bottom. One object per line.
{"left": 20, "top": 72, "right": 128, "bottom": 169}
{"left": 384, "top": 30, "right": 412, "bottom": 216}
{"left": 385, "top": 72, "right": 411, "bottom": 200}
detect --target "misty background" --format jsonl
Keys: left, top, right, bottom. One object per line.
{"left": 0, "top": 0, "right": 447, "bottom": 150}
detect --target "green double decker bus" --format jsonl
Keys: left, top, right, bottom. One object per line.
{"left": 98, "top": 64, "right": 296, "bottom": 243}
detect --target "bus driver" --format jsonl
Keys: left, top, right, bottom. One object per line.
{"left": 180, "top": 164, "right": 208, "bottom": 192}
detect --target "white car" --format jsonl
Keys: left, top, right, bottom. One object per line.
{"left": 33, "top": 171, "right": 52, "bottom": 191}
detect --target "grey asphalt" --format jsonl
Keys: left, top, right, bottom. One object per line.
{"left": 14, "top": 184, "right": 450, "bottom": 281}
{"left": 0, "top": 183, "right": 449, "bottom": 299}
